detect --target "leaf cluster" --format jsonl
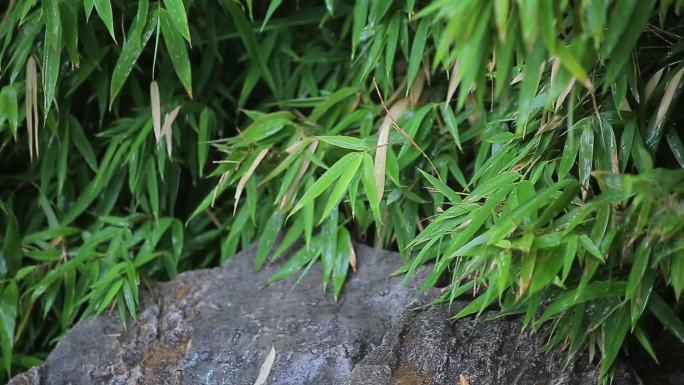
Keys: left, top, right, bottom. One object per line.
{"left": 0, "top": 1, "right": 683, "bottom": 383}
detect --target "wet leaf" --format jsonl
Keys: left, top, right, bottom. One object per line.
{"left": 160, "top": 9, "right": 192, "bottom": 97}
{"left": 93, "top": 0, "right": 116, "bottom": 42}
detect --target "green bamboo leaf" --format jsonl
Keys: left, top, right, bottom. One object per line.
{"left": 602, "top": 0, "right": 639, "bottom": 58}
{"left": 385, "top": 14, "right": 400, "bottom": 77}
{"left": 626, "top": 243, "right": 650, "bottom": 299}
{"left": 84, "top": 0, "right": 94, "bottom": 19}
{"left": 634, "top": 325, "right": 659, "bottom": 363}
{"left": 96, "top": 279, "right": 124, "bottom": 314}
{"left": 321, "top": 208, "right": 338, "bottom": 291}
{"left": 93, "top": 0, "right": 116, "bottom": 42}
{"left": 361, "top": 153, "right": 382, "bottom": 225}
{"left": 418, "top": 169, "right": 461, "bottom": 203}
{"left": 1, "top": 205, "right": 21, "bottom": 276}
{"left": 198, "top": 108, "right": 212, "bottom": 176}
{"left": 146, "top": 160, "right": 159, "bottom": 217}
{"left": 516, "top": 39, "right": 545, "bottom": 133}
{"left": 303, "top": 179, "right": 314, "bottom": 245}
{"left": 406, "top": 18, "right": 429, "bottom": 94}
{"left": 494, "top": 0, "right": 509, "bottom": 42}
{"left": 309, "top": 87, "right": 357, "bottom": 122}
{"left": 59, "top": 1, "right": 81, "bottom": 67}
{"left": 466, "top": 172, "right": 520, "bottom": 202}
{"left": 648, "top": 293, "right": 684, "bottom": 341}
{"left": 261, "top": 0, "right": 283, "bottom": 31}
{"left": 441, "top": 104, "right": 462, "bottom": 150}
{"left": 619, "top": 120, "right": 636, "bottom": 172}
{"left": 272, "top": 216, "right": 304, "bottom": 261}
{"left": 529, "top": 250, "right": 565, "bottom": 294}
{"left": 317, "top": 136, "right": 368, "bottom": 151}
{"left": 57, "top": 123, "right": 70, "bottom": 196}
{"left": 171, "top": 219, "right": 184, "bottom": 260}
{"left": 320, "top": 154, "right": 362, "bottom": 222}
{"left": 518, "top": 0, "right": 539, "bottom": 47}
{"left": 603, "top": 0, "right": 655, "bottom": 85}
{"left": 579, "top": 119, "right": 594, "bottom": 190}
{"left": 160, "top": 9, "right": 192, "bottom": 97}
{"left": 42, "top": 0, "right": 63, "bottom": 114}
{"left": 240, "top": 111, "right": 293, "bottom": 143}
{"left": 255, "top": 211, "right": 285, "bottom": 270}
{"left": 110, "top": 0, "right": 150, "bottom": 105}
{"left": 0, "top": 281, "right": 18, "bottom": 376}
{"left": 332, "top": 226, "right": 351, "bottom": 299}
{"left": 268, "top": 237, "right": 322, "bottom": 283}
{"left": 69, "top": 116, "right": 97, "bottom": 172}
{"left": 537, "top": 281, "right": 627, "bottom": 324}
{"left": 223, "top": 1, "right": 277, "bottom": 94}
{"left": 579, "top": 234, "right": 604, "bottom": 262}
{"left": 162, "top": 0, "right": 191, "bottom": 42}
{"left": 0, "top": 86, "right": 18, "bottom": 138}
{"left": 122, "top": 282, "right": 137, "bottom": 320}
{"left": 554, "top": 44, "right": 591, "bottom": 89}
{"left": 351, "top": 0, "right": 368, "bottom": 59}
{"left": 291, "top": 152, "right": 359, "bottom": 215}
{"left": 665, "top": 129, "right": 684, "bottom": 168}
{"left": 561, "top": 235, "right": 579, "bottom": 282}
{"left": 599, "top": 306, "right": 630, "bottom": 379}
{"left": 494, "top": 18, "right": 516, "bottom": 98}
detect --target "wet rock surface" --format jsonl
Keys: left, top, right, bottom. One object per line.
{"left": 9, "top": 244, "right": 429, "bottom": 385}
{"left": 346, "top": 305, "right": 642, "bottom": 385}
{"left": 10, "top": 245, "right": 646, "bottom": 385}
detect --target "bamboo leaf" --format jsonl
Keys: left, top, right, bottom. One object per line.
{"left": 0, "top": 281, "right": 18, "bottom": 376}
{"left": 162, "top": 0, "right": 191, "bottom": 43}
{"left": 291, "top": 152, "right": 359, "bottom": 215}
{"left": 361, "top": 153, "right": 382, "bottom": 226}
{"left": 42, "top": 0, "right": 62, "bottom": 115}
{"left": 253, "top": 346, "right": 276, "bottom": 385}
{"left": 406, "top": 18, "right": 429, "bottom": 94}
{"left": 160, "top": 9, "right": 192, "bottom": 97}
{"left": 93, "top": 0, "right": 116, "bottom": 42}
{"left": 110, "top": 0, "right": 150, "bottom": 105}
{"left": 235, "top": 148, "right": 269, "bottom": 214}
{"left": 320, "top": 154, "right": 362, "bottom": 222}
{"left": 317, "top": 136, "right": 368, "bottom": 151}
{"left": 255, "top": 211, "right": 285, "bottom": 270}
{"left": 224, "top": 1, "right": 277, "bottom": 95}
{"left": 332, "top": 227, "right": 352, "bottom": 299}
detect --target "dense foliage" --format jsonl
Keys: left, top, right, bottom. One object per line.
{"left": 1, "top": 0, "right": 683, "bottom": 382}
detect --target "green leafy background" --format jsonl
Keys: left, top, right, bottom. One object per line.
{"left": 1, "top": 0, "right": 684, "bottom": 382}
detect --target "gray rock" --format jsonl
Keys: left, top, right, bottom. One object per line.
{"left": 9, "top": 245, "right": 643, "bottom": 385}
{"left": 9, "top": 244, "right": 429, "bottom": 385}
{"left": 347, "top": 304, "right": 643, "bottom": 385}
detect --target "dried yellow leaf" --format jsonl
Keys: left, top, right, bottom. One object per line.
{"left": 25, "top": 56, "right": 39, "bottom": 160}
{"left": 349, "top": 241, "right": 357, "bottom": 272}
{"left": 161, "top": 105, "right": 181, "bottom": 158}
{"left": 644, "top": 68, "right": 664, "bottom": 104}
{"left": 150, "top": 81, "right": 162, "bottom": 142}
{"left": 280, "top": 140, "right": 318, "bottom": 210}
{"left": 235, "top": 148, "right": 269, "bottom": 214}
{"left": 409, "top": 67, "right": 426, "bottom": 106}
{"left": 655, "top": 67, "right": 684, "bottom": 132}
{"left": 374, "top": 98, "right": 409, "bottom": 202}
{"left": 253, "top": 345, "right": 276, "bottom": 385}
{"left": 446, "top": 61, "right": 460, "bottom": 105}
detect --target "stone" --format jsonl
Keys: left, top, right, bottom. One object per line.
{"left": 8, "top": 244, "right": 430, "bottom": 385}
{"left": 9, "top": 244, "right": 644, "bottom": 385}
{"left": 346, "top": 305, "right": 643, "bottom": 385}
